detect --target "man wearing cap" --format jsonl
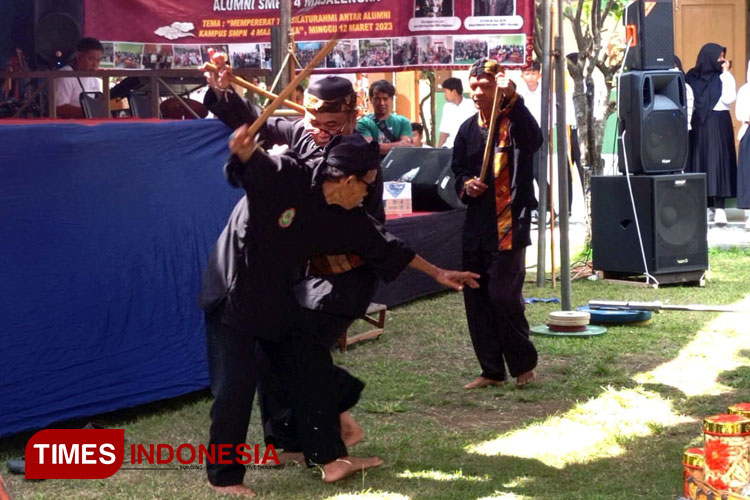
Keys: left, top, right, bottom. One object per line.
{"left": 451, "top": 58, "right": 542, "bottom": 391}
{"left": 205, "top": 126, "right": 478, "bottom": 494}
{"left": 199, "top": 68, "right": 428, "bottom": 494}
{"left": 437, "top": 77, "right": 476, "bottom": 148}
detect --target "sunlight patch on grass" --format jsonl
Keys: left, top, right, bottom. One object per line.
{"left": 465, "top": 386, "right": 690, "bottom": 468}
{"left": 633, "top": 296, "right": 750, "bottom": 396}
{"left": 323, "top": 491, "right": 410, "bottom": 500}
{"left": 397, "top": 469, "right": 489, "bottom": 482}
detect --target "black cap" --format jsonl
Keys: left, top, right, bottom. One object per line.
{"left": 323, "top": 135, "right": 380, "bottom": 176}
{"left": 307, "top": 76, "right": 355, "bottom": 100}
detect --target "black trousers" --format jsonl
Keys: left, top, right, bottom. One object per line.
{"left": 257, "top": 308, "right": 364, "bottom": 465}
{"left": 205, "top": 306, "right": 257, "bottom": 487}
{"left": 256, "top": 310, "right": 364, "bottom": 454}
{"left": 462, "top": 246, "right": 538, "bottom": 380}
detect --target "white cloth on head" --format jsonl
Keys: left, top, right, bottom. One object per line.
{"left": 53, "top": 65, "right": 103, "bottom": 108}
{"left": 438, "top": 97, "right": 476, "bottom": 148}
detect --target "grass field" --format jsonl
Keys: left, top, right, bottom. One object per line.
{"left": 3, "top": 248, "right": 750, "bottom": 500}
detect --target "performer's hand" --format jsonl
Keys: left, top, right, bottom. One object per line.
{"left": 229, "top": 124, "right": 260, "bottom": 163}
{"left": 464, "top": 178, "right": 488, "bottom": 198}
{"left": 202, "top": 49, "right": 232, "bottom": 92}
{"left": 496, "top": 73, "right": 515, "bottom": 98}
{"left": 435, "top": 269, "right": 481, "bottom": 291}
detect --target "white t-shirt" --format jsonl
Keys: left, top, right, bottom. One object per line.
{"left": 439, "top": 97, "right": 477, "bottom": 148}
{"left": 54, "top": 65, "right": 102, "bottom": 108}
{"left": 519, "top": 84, "right": 542, "bottom": 125}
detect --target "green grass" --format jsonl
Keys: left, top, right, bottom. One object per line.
{"left": 3, "top": 249, "right": 750, "bottom": 499}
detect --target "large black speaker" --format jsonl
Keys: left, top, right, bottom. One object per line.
{"left": 34, "top": 0, "right": 82, "bottom": 68}
{"left": 618, "top": 70, "right": 688, "bottom": 175}
{"left": 624, "top": 0, "right": 674, "bottom": 70}
{"left": 591, "top": 173, "right": 707, "bottom": 275}
{"left": 381, "top": 148, "right": 464, "bottom": 211}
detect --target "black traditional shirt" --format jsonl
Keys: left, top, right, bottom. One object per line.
{"left": 211, "top": 149, "right": 414, "bottom": 340}
{"left": 201, "top": 90, "right": 386, "bottom": 319}
{"left": 451, "top": 97, "right": 543, "bottom": 252}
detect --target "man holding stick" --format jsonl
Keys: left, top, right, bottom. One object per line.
{"left": 200, "top": 52, "right": 478, "bottom": 495}
{"left": 451, "top": 58, "right": 542, "bottom": 390}
{"left": 202, "top": 60, "right": 383, "bottom": 439}
{"left": 205, "top": 128, "right": 478, "bottom": 495}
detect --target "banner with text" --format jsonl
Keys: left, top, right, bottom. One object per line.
{"left": 83, "top": 0, "right": 534, "bottom": 73}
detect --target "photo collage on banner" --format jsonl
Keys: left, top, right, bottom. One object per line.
{"left": 84, "top": 0, "right": 533, "bottom": 74}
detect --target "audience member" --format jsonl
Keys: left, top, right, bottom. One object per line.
{"left": 54, "top": 37, "right": 103, "bottom": 119}
{"left": 438, "top": 77, "right": 476, "bottom": 148}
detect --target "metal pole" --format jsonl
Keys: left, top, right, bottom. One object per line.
{"left": 554, "top": 0, "right": 572, "bottom": 310}
{"left": 271, "top": 27, "right": 282, "bottom": 93}
{"left": 279, "top": 0, "right": 292, "bottom": 88}
{"left": 536, "top": 0, "right": 552, "bottom": 287}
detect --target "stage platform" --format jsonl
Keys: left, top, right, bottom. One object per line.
{"left": 0, "top": 118, "right": 463, "bottom": 437}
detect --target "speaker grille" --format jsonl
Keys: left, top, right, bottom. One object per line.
{"left": 654, "top": 176, "right": 708, "bottom": 271}
{"left": 36, "top": 13, "right": 80, "bottom": 66}
{"left": 641, "top": 109, "right": 688, "bottom": 172}
{"left": 641, "top": 1, "right": 674, "bottom": 69}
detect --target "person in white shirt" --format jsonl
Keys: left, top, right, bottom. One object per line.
{"left": 733, "top": 59, "right": 750, "bottom": 230}
{"left": 685, "top": 43, "right": 737, "bottom": 226}
{"left": 519, "top": 61, "right": 542, "bottom": 125}
{"left": 674, "top": 56, "right": 695, "bottom": 131}
{"left": 54, "top": 37, "right": 104, "bottom": 119}
{"left": 437, "top": 77, "right": 477, "bottom": 148}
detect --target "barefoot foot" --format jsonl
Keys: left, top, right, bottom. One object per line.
{"left": 208, "top": 483, "right": 256, "bottom": 497}
{"left": 340, "top": 411, "right": 365, "bottom": 447}
{"left": 462, "top": 376, "right": 504, "bottom": 390}
{"left": 516, "top": 370, "right": 536, "bottom": 387}
{"left": 322, "top": 456, "right": 383, "bottom": 483}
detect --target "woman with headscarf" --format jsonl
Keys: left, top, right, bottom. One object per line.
{"left": 733, "top": 60, "right": 750, "bottom": 230}
{"left": 685, "top": 43, "right": 737, "bottom": 226}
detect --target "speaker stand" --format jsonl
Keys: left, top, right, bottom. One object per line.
{"left": 595, "top": 269, "right": 706, "bottom": 289}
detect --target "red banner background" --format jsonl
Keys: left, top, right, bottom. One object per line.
{"left": 83, "top": 0, "right": 534, "bottom": 72}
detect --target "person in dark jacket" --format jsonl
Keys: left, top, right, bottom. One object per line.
{"left": 200, "top": 71, "right": 383, "bottom": 464}
{"left": 205, "top": 130, "right": 478, "bottom": 495}
{"left": 451, "top": 58, "right": 542, "bottom": 391}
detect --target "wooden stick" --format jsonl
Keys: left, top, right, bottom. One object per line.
{"left": 478, "top": 85, "right": 502, "bottom": 183}
{"left": 247, "top": 35, "right": 341, "bottom": 139}
{"left": 203, "top": 62, "right": 305, "bottom": 113}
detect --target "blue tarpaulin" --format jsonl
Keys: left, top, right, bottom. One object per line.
{"left": 0, "top": 119, "right": 240, "bottom": 437}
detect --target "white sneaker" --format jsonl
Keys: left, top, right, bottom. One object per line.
{"left": 745, "top": 217, "right": 750, "bottom": 231}
{"left": 714, "top": 208, "right": 727, "bottom": 226}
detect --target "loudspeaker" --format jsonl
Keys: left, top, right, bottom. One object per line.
{"left": 624, "top": 0, "right": 674, "bottom": 70}
{"left": 381, "top": 148, "right": 464, "bottom": 211}
{"left": 34, "top": 0, "right": 82, "bottom": 68}
{"left": 618, "top": 70, "right": 688, "bottom": 174}
{"left": 591, "top": 173, "right": 707, "bottom": 275}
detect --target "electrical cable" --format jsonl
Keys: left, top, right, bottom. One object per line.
{"left": 615, "top": 27, "right": 660, "bottom": 285}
